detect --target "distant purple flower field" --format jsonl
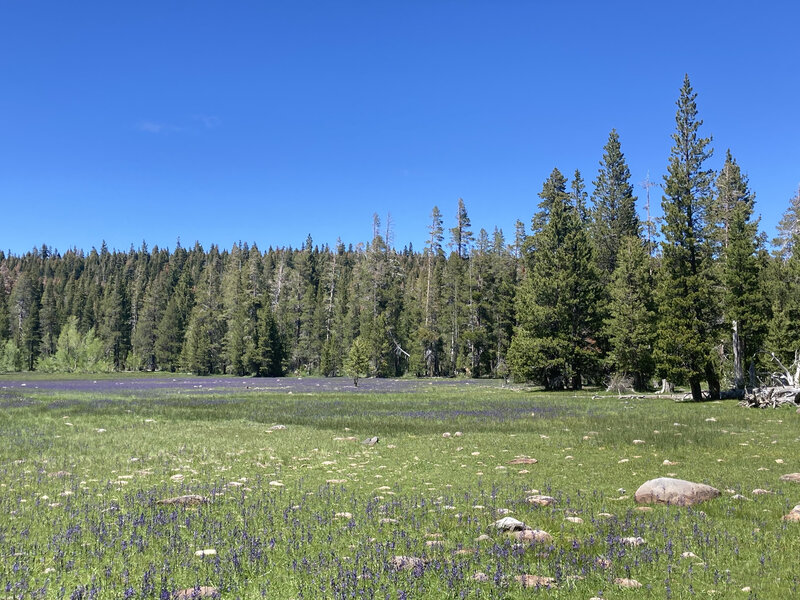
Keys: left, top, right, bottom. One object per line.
{"left": 0, "top": 376, "right": 506, "bottom": 396}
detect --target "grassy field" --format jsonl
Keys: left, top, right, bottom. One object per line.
{"left": 1, "top": 377, "right": 799, "bottom": 599}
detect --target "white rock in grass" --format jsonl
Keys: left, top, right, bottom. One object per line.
{"left": 621, "top": 536, "right": 646, "bottom": 547}
{"left": 634, "top": 477, "right": 720, "bottom": 506}
{"left": 268, "top": 480, "right": 284, "bottom": 487}
{"left": 194, "top": 549, "right": 217, "bottom": 557}
{"left": 493, "top": 517, "right": 526, "bottom": 531}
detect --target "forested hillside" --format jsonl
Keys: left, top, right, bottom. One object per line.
{"left": 1, "top": 77, "right": 798, "bottom": 395}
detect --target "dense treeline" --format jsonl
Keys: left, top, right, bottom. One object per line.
{"left": 1, "top": 76, "right": 799, "bottom": 395}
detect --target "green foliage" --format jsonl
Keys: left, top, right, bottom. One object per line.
{"left": 605, "top": 236, "right": 656, "bottom": 390}
{"left": 345, "top": 335, "right": 370, "bottom": 385}
{"left": 512, "top": 169, "right": 603, "bottom": 389}
{"left": 654, "top": 75, "right": 719, "bottom": 399}
{"left": 36, "top": 317, "right": 113, "bottom": 373}
{"left": 591, "top": 129, "right": 639, "bottom": 278}
{"left": 0, "top": 339, "right": 21, "bottom": 372}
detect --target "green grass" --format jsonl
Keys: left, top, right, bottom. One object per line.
{"left": 1, "top": 379, "right": 799, "bottom": 599}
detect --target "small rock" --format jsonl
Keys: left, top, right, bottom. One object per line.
{"left": 194, "top": 549, "right": 217, "bottom": 557}
{"left": 782, "top": 505, "right": 800, "bottom": 521}
{"left": 47, "top": 471, "right": 71, "bottom": 478}
{"left": 334, "top": 512, "right": 353, "bottom": 519}
{"left": 621, "top": 536, "right": 646, "bottom": 547}
{"left": 512, "top": 529, "right": 553, "bottom": 544}
{"left": 594, "top": 557, "right": 612, "bottom": 569}
{"left": 663, "top": 460, "right": 678, "bottom": 466}
{"left": 515, "top": 574, "right": 556, "bottom": 588}
{"left": 509, "top": 457, "right": 538, "bottom": 465}
{"left": 173, "top": 587, "right": 219, "bottom": 599}
{"left": 268, "top": 481, "right": 284, "bottom": 487}
{"left": 472, "top": 572, "right": 489, "bottom": 582}
{"left": 526, "top": 495, "right": 556, "bottom": 507}
{"left": 752, "top": 489, "right": 774, "bottom": 495}
{"left": 632, "top": 439, "right": 645, "bottom": 444}
{"left": 615, "top": 578, "right": 642, "bottom": 588}
{"left": 362, "top": 436, "right": 379, "bottom": 446}
{"left": 634, "top": 477, "right": 720, "bottom": 506}
{"left": 442, "top": 432, "right": 451, "bottom": 438}
{"left": 731, "top": 494, "right": 750, "bottom": 501}
{"left": 379, "top": 518, "right": 399, "bottom": 524}
{"left": 493, "top": 517, "right": 527, "bottom": 531}
{"left": 390, "top": 556, "right": 424, "bottom": 571}
{"left": 474, "top": 534, "right": 490, "bottom": 542}
{"left": 780, "top": 473, "right": 800, "bottom": 483}
{"left": 681, "top": 551, "right": 698, "bottom": 559}
{"left": 565, "top": 516, "right": 584, "bottom": 524}
{"left": 454, "top": 431, "right": 463, "bottom": 437}
{"left": 741, "top": 587, "right": 751, "bottom": 592}
{"left": 269, "top": 424, "right": 287, "bottom": 430}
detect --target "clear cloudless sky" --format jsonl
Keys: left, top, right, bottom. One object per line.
{"left": 1, "top": 1, "right": 798, "bottom": 255}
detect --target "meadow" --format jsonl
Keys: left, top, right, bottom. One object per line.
{"left": 1, "top": 376, "right": 798, "bottom": 599}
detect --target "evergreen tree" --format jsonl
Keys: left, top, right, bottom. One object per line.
{"left": 773, "top": 185, "right": 800, "bottom": 262}
{"left": 591, "top": 129, "right": 639, "bottom": 279}
{"left": 181, "top": 252, "right": 226, "bottom": 374}
{"left": 605, "top": 236, "right": 657, "bottom": 390}
{"left": 154, "top": 270, "right": 193, "bottom": 371}
{"left": 715, "top": 152, "right": 767, "bottom": 388}
{"left": 654, "top": 75, "right": 719, "bottom": 400}
{"left": 345, "top": 335, "right": 370, "bottom": 386}
{"left": 509, "top": 168, "right": 603, "bottom": 389}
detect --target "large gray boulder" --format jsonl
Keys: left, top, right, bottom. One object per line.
{"left": 634, "top": 477, "right": 720, "bottom": 506}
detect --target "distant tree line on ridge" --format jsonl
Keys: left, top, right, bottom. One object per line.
{"left": 1, "top": 76, "right": 799, "bottom": 399}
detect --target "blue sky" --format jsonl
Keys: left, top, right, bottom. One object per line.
{"left": 1, "top": 1, "right": 798, "bottom": 254}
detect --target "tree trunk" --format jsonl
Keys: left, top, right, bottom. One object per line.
{"left": 572, "top": 373, "right": 582, "bottom": 391}
{"left": 732, "top": 320, "right": 744, "bottom": 389}
{"left": 657, "top": 379, "right": 674, "bottom": 394}
{"left": 705, "top": 360, "right": 721, "bottom": 400}
{"left": 690, "top": 378, "right": 703, "bottom": 401}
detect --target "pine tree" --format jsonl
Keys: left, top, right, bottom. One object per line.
{"left": 773, "top": 185, "right": 800, "bottom": 262}
{"left": 591, "top": 129, "right": 639, "bottom": 279}
{"left": 605, "top": 236, "right": 657, "bottom": 390}
{"left": 155, "top": 270, "right": 193, "bottom": 371}
{"left": 509, "top": 168, "right": 603, "bottom": 389}
{"left": 716, "top": 152, "right": 767, "bottom": 388}
{"left": 654, "top": 75, "right": 719, "bottom": 400}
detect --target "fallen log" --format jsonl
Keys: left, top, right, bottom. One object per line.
{"left": 740, "top": 386, "right": 800, "bottom": 408}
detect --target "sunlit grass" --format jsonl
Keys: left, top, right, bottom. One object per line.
{"left": 1, "top": 378, "right": 799, "bottom": 598}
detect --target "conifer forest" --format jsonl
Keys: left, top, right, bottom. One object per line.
{"left": 2, "top": 77, "right": 799, "bottom": 397}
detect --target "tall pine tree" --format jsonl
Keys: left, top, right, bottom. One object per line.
{"left": 654, "top": 75, "right": 719, "bottom": 400}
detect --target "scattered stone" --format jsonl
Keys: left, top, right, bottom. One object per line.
{"left": 621, "top": 536, "right": 646, "bottom": 547}
{"left": 594, "top": 557, "right": 612, "bottom": 569}
{"left": 269, "top": 424, "right": 287, "bottom": 430}
{"left": 663, "top": 460, "right": 678, "bottom": 466}
{"left": 493, "top": 517, "right": 527, "bottom": 531}
{"left": 268, "top": 481, "right": 284, "bottom": 487}
{"left": 442, "top": 432, "right": 451, "bottom": 438}
{"left": 741, "top": 587, "right": 751, "bottom": 592}
{"left": 474, "top": 534, "right": 490, "bottom": 542}
{"left": 633, "top": 439, "right": 645, "bottom": 444}
{"left": 47, "top": 471, "right": 70, "bottom": 478}
{"left": 390, "top": 556, "right": 424, "bottom": 571}
{"left": 782, "top": 505, "right": 800, "bottom": 521}
{"left": 472, "top": 572, "right": 489, "bottom": 582}
{"left": 509, "top": 457, "right": 538, "bottom": 465}
{"left": 780, "top": 473, "right": 800, "bottom": 483}
{"left": 173, "top": 587, "right": 219, "bottom": 599}
{"left": 362, "top": 436, "right": 379, "bottom": 446}
{"left": 334, "top": 512, "right": 353, "bottom": 519}
{"left": 194, "top": 549, "right": 217, "bottom": 557}
{"left": 597, "top": 512, "right": 614, "bottom": 518}
{"left": 425, "top": 540, "right": 443, "bottom": 548}
{"left": 615, "top": 578, "right": 642, "bottom": 588}
{"left": 525, "top": 494, "right": 556, "bottom": 507}
{"left": 512, "top": 529, "right": 553, "bottom": 544}
{"left": 379, "top": 518, "right": 399, "bottom": 524}
{"left": 636, "top": 506, "right": 653, "bottom": 512}
{"left": 705, "top": 417, "right": 717, "bottom": 422}
{"left": 681, "top": 551, "right": 698, "bottom": 559}
{"left": 634, "top": 477, "right": 720, "bottom": 506}
{"left": 752, "top": 489, "right": 774, "bottom": 495}
{"left": 515, "top": 575, "right": 556, "bottom": 588}
{"left": 565, "top": 516, "right": 584, "bottom": 524}
{"left": 454, "top": 431, "right": 463, "bottom": 437}
{"left": 731, "top": 494, "right": 750, "bottom": 501}
{"left": 157, "top": 495, "right": 210, "bottom": 506}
